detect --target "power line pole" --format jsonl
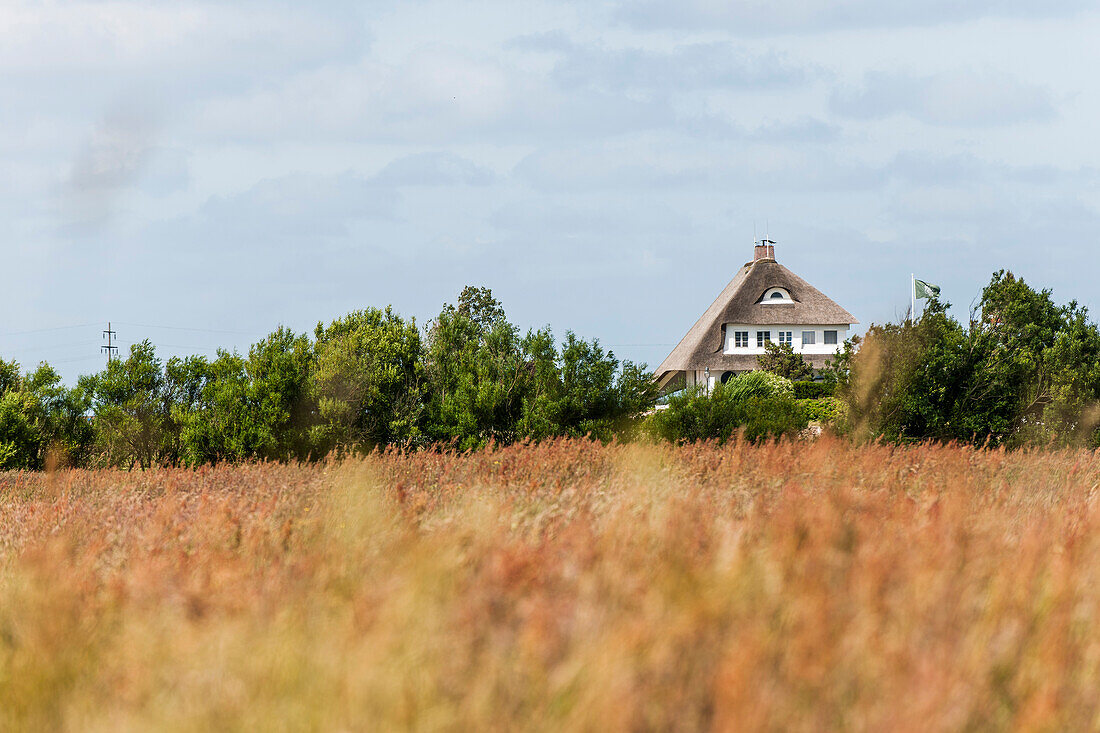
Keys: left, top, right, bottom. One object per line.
{"left": 102, "top": 322, "right": 118, "bottom": 365}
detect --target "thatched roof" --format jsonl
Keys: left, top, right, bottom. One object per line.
{"left": 655, "top": 257, "right": 856, "bottom": 381}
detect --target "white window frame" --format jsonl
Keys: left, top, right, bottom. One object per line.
{"left": 802, "top": 330, "right": 816, "bottom": 345}
{"left": 824, "top": 330, "right": 838, "bottom": 345}
{"left": 734, "top": 331, "right": 749, "bottom": 348}
{"left": 778, "top": 331, "right": 793, "bottom": 346}
{"left": 756, "top": 331, "right": 771, "bottom": 347}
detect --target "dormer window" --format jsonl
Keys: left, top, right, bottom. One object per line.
{"left": 759, "top": 287, "right": 793, "bottom": 304}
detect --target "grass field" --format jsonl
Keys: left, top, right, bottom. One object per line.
{"left": 2, "top": 437, "right": 1100, "bottom": 730}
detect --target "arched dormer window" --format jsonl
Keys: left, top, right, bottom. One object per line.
{"left": 759, "top": 287, "right": 793, "bottom": 304}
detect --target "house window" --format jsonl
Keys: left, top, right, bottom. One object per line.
{"left": 824, "top": 330, "right": 838, "bottom": 345}
{"left": 756, "top": 331, "right": 771, "bottom": 347}
{"left": 802, "top": 330, "right": 816, "bottom": 345}
{"left": 778, "top": 331, "right": 792, "bottom": 345}
{"left": 734, "top": 331, "right": 749, "bottom": 348}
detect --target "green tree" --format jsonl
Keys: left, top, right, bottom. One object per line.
{"left": 246, "top": 327, "right": 315, "bottom": 461}
{"left": 848, "top": 272, "right": 1100, "bottom": 448}
{"left": 758, "top": 341, "right": 814, "bottom": 381}
{"left": 424, "top": 288, "right": 658, "bottom": 447}
{"left": 82, "top": 342, "right": 173, "bottom": 468}
{"left": 422, "top": 292, "right": 529, "bottom": 449}
{"left": 311, "top": 307, "right": 423, "bottom": 453}
{"left": 519, "top": 332, "right": 657, "bottom": 442}
{"left": 25, "top": 363, "right": 94, "bottom": 468}
{"left": 0, "top": 389, "right": 39, "bottom": 469}
{"left": 175, "top": 351, "right": 252, "bottom": 465}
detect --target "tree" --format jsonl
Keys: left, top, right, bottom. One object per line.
{"left": 82, "top": 341, "right": 173, "bottom": 469}
{"left": 454, "top": 285, "right": 506, "bottom": 332}
{"left": 246, "top": 327, "right": 315, "bottom": 461}
{"left": 24, "top": 363, "right": 94, "bottom": 468}
{"left": 311, "top": 307, "right": 423, "bottom": 453}
{"left": 846, "top": 272, "right": 1100, "bottom": 448}
{"left": 423, "top": 288, "right": 658, "bottom": 448}
{"left": 422, "top": 290, "right": 529, "bottom": 449}
{"left": 176, "top": 351, "right": 252, "bottom": 465}
{"left": 758, "top": 341, "right": 813, "bottom": 381}
{"left": 0, "top": 389, "right": 39, "bottom": 470}
{"left": 520, "top": 332, "right": 658, "bottom": 442}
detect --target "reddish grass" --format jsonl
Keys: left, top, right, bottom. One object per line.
{"left": 2, "top": 437, "right": 1100, "bottom": 730}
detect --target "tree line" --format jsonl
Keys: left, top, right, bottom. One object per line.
{"left": 6, "top": 270, "right": 1096, "bottom": 469}
{"left": 841, "top": 270, "right": 1100, "bottom": 448}
{"left": 0, "top": 287, "right": 657, "bottom": 469}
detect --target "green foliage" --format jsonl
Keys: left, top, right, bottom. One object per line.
{"left": 796, "top": 397, "right": 845, "bottom": 426}
{"left": 312, "top": 308, "right": 423, "bottom": 453}
{"left": 0, "top": 359, "right": 20, "bottom": 396}
{"left": 423, "top": 290, "right": 657, "bottom": 448}
{"left": 848, "top": 272, "right": 1100, "bottom": 448}
{"left": 758, "top": 341, "right": 814, "bottom": 381}
{"left": 0, "top": 390, "right": 39, "bottom": 470}
{"left": 80, "top": 342, "right": 177, "bottom": 468}
{"left": 174, "top": 352, "right": 246, "bottom": 465}
{"left": 647, "top": 379, "right": 807, "bottom": 445}
{"left": 422, "top": 298, "right": 530, "bottom": 449}
{"left": 792, "top": 381, "right": 835, "bottom": 399}
{"left": 3, "top": 284, "right": 659, "bottom": 468}
{"left": 246, "top": 327, "right": 315, "bottom": 460}
{"left": 0, "top": 360, "right": 92, "bottom": 470}
{"left": 724, "top": 370, "right": 794, "bottom": 401}
{"left": 822, "top": 336, "right": 858, "bottom": 388}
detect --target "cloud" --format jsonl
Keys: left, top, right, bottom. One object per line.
{"left": 511, "top": 37, "right": 813, "bottom": 93}
{"left": 184, "top": 171, "right": 400, "bottom": 246}
{"left": 831, "top": 71, "right": 1057, "bottom": 126}
{"left": 0, "top": 1, "right": 370, "bottom": 117}
{"left": 194, "top": 46, "right": 681, "bottom": 144}
{"left": 614, "top": 0, "right": 1089, "bottom": 34}
{"left": 68, "top": 109, "right": 159, "bottom": 195}
{"left": 62, "top": 103, "right": 164, "bottom": 230}
{"left": 371, "top": 152, "right": 496, "bottom": 186}
{"left": 513, "top": 143, "right": 883, "bottom": 193}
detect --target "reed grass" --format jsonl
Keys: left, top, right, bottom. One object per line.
{"left": 1, "top": 437, "right": 1099, "bottom": 730}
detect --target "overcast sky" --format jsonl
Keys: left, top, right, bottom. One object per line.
{"left": 3, "top": 0, "right": 1099, "bottom": 380}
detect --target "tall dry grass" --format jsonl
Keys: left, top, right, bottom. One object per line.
{"left": 1, "top": 437, "right": 1100, "bottom": 730}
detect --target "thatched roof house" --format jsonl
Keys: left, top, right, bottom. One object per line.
{"left": 656, "top": 241, "right": 857, "bottom": 391}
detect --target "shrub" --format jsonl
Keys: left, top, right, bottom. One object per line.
{"left": 647, "top": 381, "right": 807, "bottom": 444}
{"left": 725, "top": 370, "right": 794, "bottom": 401}
{"left": 792, "top": 381, "right": 835, "bottom": 399}
{"left": 797, "top": 397, "right": 845, "bottom": 426}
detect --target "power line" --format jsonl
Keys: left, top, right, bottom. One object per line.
{"left": 113, "top": 321, "right": 259, "bottom": 336}
{"left": 0, "top": 322, "right": 98, "bottom": 337}
{"left": 0, "top": 340, "right": 102, "bottom": 355}
{"left": 47, "top": 355, "right": 108, "bottom": 366}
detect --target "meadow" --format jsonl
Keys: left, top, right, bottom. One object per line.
{"left": 2, "top": 437, "right": 1100, "bottom": 731}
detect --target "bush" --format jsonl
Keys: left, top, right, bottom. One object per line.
{"left": 647, "top": 381, "right": 807, "bottom": 444}
{"left": 726, "top": 370, "right": 794, "bottom": 401}
{"left": 797, "top": 397, "right": 845, "bottom": 426}
{"left": 793, "top": 381, "right": 835, "bottom": 399}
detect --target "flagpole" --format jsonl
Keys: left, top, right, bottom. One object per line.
{"left": 911, "top": 273, "right": 915, "bottom": 321}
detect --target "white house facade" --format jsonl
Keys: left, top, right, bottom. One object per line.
{"left": 656, "top": 241, "right": 857, "bottom": 392}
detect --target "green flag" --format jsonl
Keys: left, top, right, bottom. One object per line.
{"left": 914, "top": 279, "right": 940, "bottom": 300}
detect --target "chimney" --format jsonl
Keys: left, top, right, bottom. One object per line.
{"left": 754, "top": 239, "right": 776, "bottom": 262}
